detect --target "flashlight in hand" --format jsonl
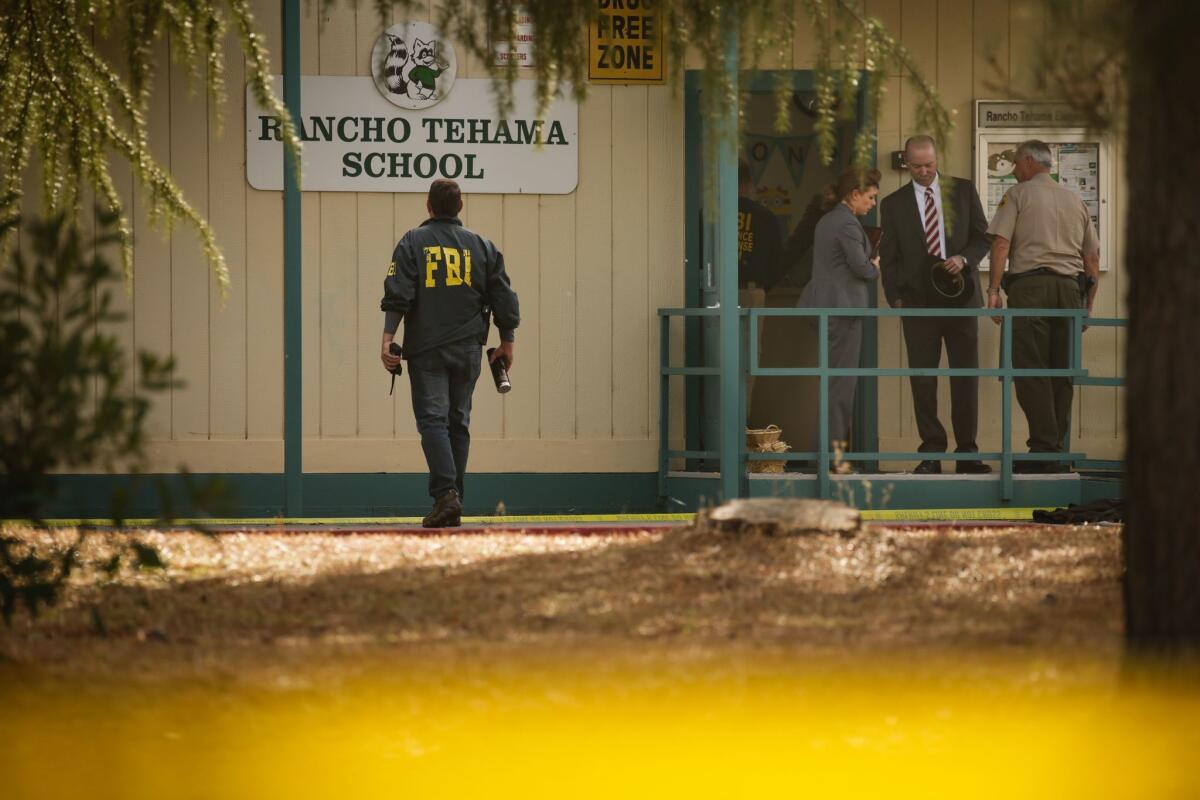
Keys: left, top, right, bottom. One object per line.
{"left": 388, "top": 342, "right": 403, "bottom": 395}
{"left": 487, "top": 347, "right": 512, "bottom": 394}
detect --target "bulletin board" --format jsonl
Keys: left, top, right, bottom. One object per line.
{"left": 974, "top": 103, "right": 1113, "bottom": 271}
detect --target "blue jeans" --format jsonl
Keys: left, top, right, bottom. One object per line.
{"left": 407, "top": 343, "right": 482, "bottom": 499}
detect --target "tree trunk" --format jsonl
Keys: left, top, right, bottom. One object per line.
{"left": 1123, "top": 1, "right": 1200, "bottom": 651}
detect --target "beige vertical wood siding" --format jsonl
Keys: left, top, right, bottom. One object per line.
{"left": 44, "top": 0, "right": 1122, "bottom": 474}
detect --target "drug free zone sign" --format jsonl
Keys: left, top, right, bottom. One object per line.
{"left": 246, "top": 76, "right": 578, "bottom": 194}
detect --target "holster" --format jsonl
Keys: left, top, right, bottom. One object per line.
{"left": 1077, "top": 272, "right": 1096, "bottom": 297}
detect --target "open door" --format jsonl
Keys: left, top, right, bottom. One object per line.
{"left": 684, "top": 71, "right": 877, "bottom": 467}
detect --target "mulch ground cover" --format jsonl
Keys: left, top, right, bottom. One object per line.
{"left": 1, "top": 522, "right": 1123, "bottom": 681}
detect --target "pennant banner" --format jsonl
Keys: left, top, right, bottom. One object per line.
{"left": 743, "top": 133, "right": 818, "bottom": 187}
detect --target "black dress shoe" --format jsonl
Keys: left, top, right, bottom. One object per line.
{"left": 956, "top": 460, "right": 992, "bottom": 474}
{"left": 913, "top": 459, "right": 941, "bottom": 474}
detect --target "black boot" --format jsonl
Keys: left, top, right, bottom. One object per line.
{"left": 422, "top": 489, "right": 463, "bottom": 528}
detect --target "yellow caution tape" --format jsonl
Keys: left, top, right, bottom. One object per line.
{"left": 11, "top": 509, "right": 1052, "bottom": 528}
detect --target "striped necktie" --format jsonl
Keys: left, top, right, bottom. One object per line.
{"left": 923, "top": 186, "right": 943, "bottom": 259}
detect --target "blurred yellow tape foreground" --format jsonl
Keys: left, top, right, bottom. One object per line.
{"left": 3, "top": 658, "right": 1196, "bottom": 799}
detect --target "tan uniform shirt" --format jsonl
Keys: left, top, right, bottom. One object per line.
{"left": 987, "top": 172, "right": 1099, "bottom": 276}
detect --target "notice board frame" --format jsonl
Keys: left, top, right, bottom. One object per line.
{"left": 974, "top": 101, "right": 1114, "bottom": 272}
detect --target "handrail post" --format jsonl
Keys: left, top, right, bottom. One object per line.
{"left": 818, "top": 312, "right": 830, "bottom": 499}
{"left": 739, "top": 312, "right": 749, "bottom": 498}
{"left": 1001, "top": 311, "right": 1013, "bottom": 501}
{"left": 749, "top": 307, "right": 759, "bottom": 379}
{"left": 1063, "top": 309, "right": 1086, "bottom": 458}
{"left": 282, "top": 0, "right": 303, "bottom": 517}
{"left": 659, "top": 313, "right": 670, "bottom": 506}
{"left": 716, "top": 11, "right": 740, "bottom": 504}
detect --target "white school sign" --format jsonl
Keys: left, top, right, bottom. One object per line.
{"left": 247, "top": 76, "right": 579, "bottom": 194}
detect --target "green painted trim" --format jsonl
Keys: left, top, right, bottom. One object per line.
{"left": 658, "top": 474, "right": 1121, "bottom": 514}
{"left": 663, "top": 474, "right": 1112, "bottom": 510}
{"left": 684, "top": 71, "right": 703, "bottom": 460}
{"left": 744, "top": 451, "right": 1084, "bottom": 461}
{"left": 20, "top": 473, "right": 663, "bottom": 519}
{"left": 683, "top": 306, "right": 1091, "bottom": 318}
{"left": 1002, "top": 311, "right": 1014, "bottom": 498}
{"left": 818, "top": 315, "right": 830, "bottom": 497}
{"left": 854, "top": 75, "right": 880, "bottom": 472}
{"left": 283, "top": 0, "right": 303, "bottom": 516}
{"left": 1080, "top": 475, "right": 1122, "bottom": 504}
{"left": 741, "top": 71, "right": 817, "bottom": 92}
{"left": 661, "top": 472, "right": 723, "bottom": 510}
{"left": 749, "top": 367, "right": 1085, "bottom": 377}
{"left": 717, "top": 16, "right": 742, "bottom": 503}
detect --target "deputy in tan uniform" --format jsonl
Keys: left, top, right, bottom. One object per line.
{"left": 986, "top": 139, "right": 1101, "bottom": 473}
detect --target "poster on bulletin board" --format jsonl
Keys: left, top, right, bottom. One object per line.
{"left": 984, "top": 141, "right": 1101, "bottom": 246}
{"left": 975, "top": 102, "right": 1112, "bottom": 272}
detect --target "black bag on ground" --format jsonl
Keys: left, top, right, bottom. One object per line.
{"left": 1032, "top": 498, "right": 1123, "bottom": 525}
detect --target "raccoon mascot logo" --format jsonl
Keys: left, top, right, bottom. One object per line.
{"left": 988, "top": 149, "right": 1017, "bottom": 178}
{"left": 371, "top": 22, "right": 457, "bottom": 110}
{"left": 381, "top": 34, "right": 409, "bottom": 96}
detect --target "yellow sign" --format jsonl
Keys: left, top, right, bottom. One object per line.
{"left": 588, "top": 0, "right": 665, "bottom": 84}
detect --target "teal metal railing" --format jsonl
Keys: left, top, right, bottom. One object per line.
{"left": 657, "top": 306, "right": 1126, "bottom": 502}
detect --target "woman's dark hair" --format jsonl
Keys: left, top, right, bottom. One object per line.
{"left": 820, "top": 167, "right": 882, "bottom": 211}
{"left": 428, "top": 178, "right": 463, "bottom": 217}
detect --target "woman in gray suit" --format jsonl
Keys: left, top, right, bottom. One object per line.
{"left": 798, "top": 167, "right": 882, "bottom": 461}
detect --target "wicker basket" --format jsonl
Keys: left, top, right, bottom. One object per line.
{"left": 748, "top": 457, "right": 787, "bottom": 474}
{"left": 746, "top": 424, "right": 783, "bottom": 449}
{"left": 747, "top": 425, "right": 790, "bottom": 474}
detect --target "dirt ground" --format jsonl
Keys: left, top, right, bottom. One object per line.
{"left": 0, "top": 522, "right": 1124, "bottom": 682}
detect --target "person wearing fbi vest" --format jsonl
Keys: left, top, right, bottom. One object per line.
{"left": 737, "top": 159, "right": 786, "bottom": 415}
{"left": 381, "top": 179, "right": 520, "bottom": 527}
{"left": 986, "top": 140, "right": 1100, "bottom": 474}
{"left": 879, "top": 135, "right": 992, "bottom": 475}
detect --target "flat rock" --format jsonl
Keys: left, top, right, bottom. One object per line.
{"left": 698, "top": 498, "right": 861, "bottom": 536}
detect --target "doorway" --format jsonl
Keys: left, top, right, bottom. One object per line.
{"left": 683, "top": 70, "right": 879, "bottom": 465}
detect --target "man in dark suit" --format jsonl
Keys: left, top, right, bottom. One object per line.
{"left": 880, "top": 135, "right": 991, "bottom": 474}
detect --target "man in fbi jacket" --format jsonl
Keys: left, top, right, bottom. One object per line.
{"left": 381, "top": 179, "right": 520, "bottom": 527}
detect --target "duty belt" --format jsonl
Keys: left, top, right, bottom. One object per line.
{"left": 1002, "top": 267, "right": 1092, "bottom": 295}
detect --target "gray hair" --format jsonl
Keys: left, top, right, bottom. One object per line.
{"left": 1017, "top": 139, "right": 1053, "bottom": 169}
{"left": 904, "top": 134, "right": 937, "bottom": 155}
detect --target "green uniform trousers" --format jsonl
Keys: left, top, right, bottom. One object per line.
{"left": 1006, "top": 273, "right": 1083, "bottom": 453}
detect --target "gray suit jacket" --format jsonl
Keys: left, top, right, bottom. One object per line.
{"left": 798, "top": 203, "right": 879, "bottom": 309}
